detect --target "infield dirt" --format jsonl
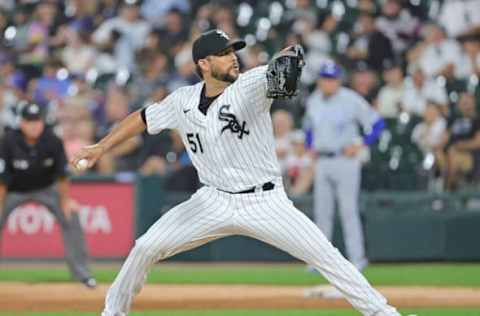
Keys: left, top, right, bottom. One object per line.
{"left": 1, "top": 283, "right": 479, "bottom": 312}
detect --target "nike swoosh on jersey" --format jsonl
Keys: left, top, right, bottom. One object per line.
{"left": 183, "top": 109, "right": 191, "bottom": 114}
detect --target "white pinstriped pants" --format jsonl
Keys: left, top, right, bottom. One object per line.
{"left": 102, "top": 184, "right": 399, "bottom": 316}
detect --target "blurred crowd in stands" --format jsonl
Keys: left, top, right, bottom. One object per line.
{"left": 0, "top": 0, "right": 479, "bottom": 193}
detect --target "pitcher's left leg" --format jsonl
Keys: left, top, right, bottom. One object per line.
{"left": 234, "top": 189, "right": 399, "bottom": 316}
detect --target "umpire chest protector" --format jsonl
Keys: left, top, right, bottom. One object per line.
{"left": 0, "top": 129, "right": 68, "bottom": 192}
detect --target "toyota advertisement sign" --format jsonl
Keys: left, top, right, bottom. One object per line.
{"left": 0, "top": 182, "right": 134, "bottom": 258}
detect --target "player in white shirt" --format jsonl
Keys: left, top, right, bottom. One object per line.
{"left": 71, "top": 29, "right": 401, "bottom": 316}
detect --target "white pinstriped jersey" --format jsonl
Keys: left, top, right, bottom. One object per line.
{"left": 145, "top": 65, "right": 281, "bottom": 191}
{"left": 106, "top": 65, "right": 401, "bottom": 316}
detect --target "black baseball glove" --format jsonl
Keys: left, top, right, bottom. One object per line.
{"left": 266, "top": 44, "right": 305, "bottom": 99}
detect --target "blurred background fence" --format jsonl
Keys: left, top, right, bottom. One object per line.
{"left": 2, "top": 175, "right": 480, "bottom": 262}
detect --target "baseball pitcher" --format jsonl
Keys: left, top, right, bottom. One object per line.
{"left": 72, "top": 29, "right": 401, "bottom": 316}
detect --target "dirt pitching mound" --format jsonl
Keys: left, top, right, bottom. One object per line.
{"left": 1, "top": 283, "right": 480, "bottom": 312}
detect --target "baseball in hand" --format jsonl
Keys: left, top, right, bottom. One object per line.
{"left": 76, "top": 159, "right": 89, "bottom": 171}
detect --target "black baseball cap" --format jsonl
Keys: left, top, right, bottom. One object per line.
{"left": 20, "top": 102, "right": 44, "bottom": 121}
{"left": 192, "top": 29, "right": 246, "bottom": 63}
{"left": 382, "top": 58, "right": 402, "bottom": 71}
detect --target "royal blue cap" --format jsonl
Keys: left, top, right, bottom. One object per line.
{"left": 319, "top": 61, "right": 341, "bottom": 78}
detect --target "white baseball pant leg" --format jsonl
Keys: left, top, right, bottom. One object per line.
{"left": 102, "top": 185, "right": 399, "bottom": 316}
{"left": 102, "top": 187, "right": 234, "bottom": 316}
{"left": 233, "top": 186, "right": 399, "bottom": 316}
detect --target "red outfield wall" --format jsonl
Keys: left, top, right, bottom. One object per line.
{"left": 0, "top": 182, "right": 134, "bottom": 258}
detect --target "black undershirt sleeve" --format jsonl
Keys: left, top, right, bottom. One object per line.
{"left": 141, "top": 107, "right": 147, "bottom": 125}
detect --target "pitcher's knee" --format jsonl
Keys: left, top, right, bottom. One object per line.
{"left": 131, "top": 239, "right": 157, "bottom": 260}
{"left": 131, "top": 237, "right": 172, "bottom": 262}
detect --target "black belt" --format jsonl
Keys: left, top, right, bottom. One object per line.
{"left": 218, "top": 181, "right": 275, "bottom": 194}
{"left": 316, "top": 151, "right": 342, "bottom": 158}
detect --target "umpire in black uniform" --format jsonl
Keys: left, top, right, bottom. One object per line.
{"left": 0, "top": 102, "right": 96, "bottom": 288}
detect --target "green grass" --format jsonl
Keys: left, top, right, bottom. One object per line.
{"left": 3, "top": 309, "right": 480, "bottom": 316}
{"left": 1, "top": 263, "right": 480, "bottom": 287}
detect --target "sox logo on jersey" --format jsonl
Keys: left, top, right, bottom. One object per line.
{"left": 218, "top": 105, "right": 250, "bottom": 139}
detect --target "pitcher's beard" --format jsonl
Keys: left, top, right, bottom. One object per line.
{"left": 211, "top": 67, "right": 238, "bottom": 83}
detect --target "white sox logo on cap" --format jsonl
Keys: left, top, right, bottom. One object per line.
{"left": 28, "top": 104, "right": 40, "bottom": 115}
{"left": 192, "top": 29, "right": 246, "bottom": 63}
{"left": 215, "top": 30, "right": 230, "bottom": 40}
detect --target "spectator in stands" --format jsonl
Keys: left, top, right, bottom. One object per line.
{"left": 62, "top": 115, "right": 96, "bottom": 170}
{"left": 92, "top": 2, "right": 151, "bottom": 70}
{"left": 411, "top": 100, "right": 447, "bottom": 185}
{"left": 377, "top": 59, "right": 405, "bottom": 118}
{"left": 0, "top": 54, "right": 27, "bottom": 132}
{"left": 137, "top": 86, "right": 170, "bottom": 176}
{"left": 349, "top": 62, "right": 379, "bottom": 104}
{"left": 140, "top": 0, "right": 190, "bottom": 28}
{"left": 401, "top": 64, "right": 448, "bottom": 116}
{"left": 60, "top": 29, "right": 97, "bottom": 76}
{"left": 168, "top": 48, "right": 199, "bottom": 90}
{"left": 129, "top": 50, "right": 170, "bottom": 111}
{"left": 139, "top": 133, "right": 169, "bottom": 177}
{"left": 346, "top": 12, "right": 394, "bottom": 72}
{"left": 302, "top": 12, "right": 339, "bottom": 85}
{"left": 285, "top": 130, "right": 314, "bottom": 195}
{"left": 31, "top": 58, "right": 72, "bottom": 111}
{"left": 142, "top": 30, "right": 162, "bottom": 55}
{"left": 284, "top": 0, "right": 316, "bottom": 24}
{"left": 19, "top": 1, "right": 59, "bottom": 66}
{"left": 210, "top": 5, "right": 240, "bottom": 43}
{"left": 95, "top": 84, "right": 141, "bottom": 174}
{"left": 284, "top": 32, "right": 306, "bottom": 52}
{"left": 376, "top": 0, "right": 419, "bottom": 56}
{"left": 9, "top": 6, "right": 31, "bottom": 53}
{"left": 95, "top": 0, "right": 120, "bottom": 22}
{"left": 0, "top": 9, "right": 9, "bottom": 38}
{"left": 272, "top": 110, "right": 294, "bottom": 173}
{"left": 455, "top": 34, "right": 480, "bottom": 79}
{"left": 64, "top": 0, "right": 96, "bottom": 34}
{"left": 0, "top": 1, "right": 13, "bottom": 11}
{"left": 242, "top": 44, "right": 269, "bottom": 71}
{"left": 437, "top": 0, "right": 480, "bottom": 38}
{"left": 439, "top": 93, "right": 480, "bottom": 190}
{"left": 156, "top": 9, "right": 189, "bottom": 57}
{"left": 67, "top": 75, "right": 103, "bottom": 119}
{"left": 93, "top": 41, "right": 119, "bottom": 76}
{"left": 304, "top": 12, "right": 337, "bottom": 57}
{"left": 140, "top": 130, "right": 198, "bottom": 192}
{"left": 357, "top": 0, "right": 377, "bottom": 15}
{"left": 189, "top": 3, "right": 213, "bottom": 36}
{"left": 163, "top": 130, "right": 199, "bottom": 193}
{"left": 407, "top": 23, "right": 463, "bottom": 79}
{"left": 412, "top": 101, "right": 447, "bottom": 154}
